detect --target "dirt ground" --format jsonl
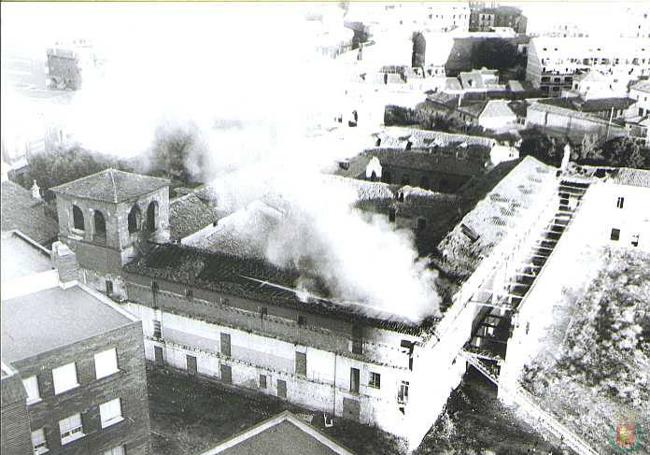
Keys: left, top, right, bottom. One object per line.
{"left": 148, "top": 365, "right": 562, "bottom": 455}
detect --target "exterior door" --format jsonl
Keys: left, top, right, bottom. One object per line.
{"left": 220, "top": 364, "right": 232, "bottom": 384}
{"left": 343, "top": 398, "right": 360, "bottom": 421}
{"left": 154, "top": 346, "right": 164, "bottom": 366}
{"left": 186, "top": 355, "right": 197, "bottom": 375}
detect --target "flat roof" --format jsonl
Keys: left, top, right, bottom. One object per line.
{"left": 1, "top": 286, "right": 133, "bottom": 363}
{"left": 1, "top": 233, "right": 53, "bottom": 282}
{"left": 201, "top": 411, "right": 354, "bottom": 455}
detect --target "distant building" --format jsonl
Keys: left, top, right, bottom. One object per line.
{"left": 526, "top": 37, "right": 650, "bottom": 97}
{"left": 46, "top": 39, "right": 96, "bottom": 90}
{"left": 469, "top": 6, "right": 527, "bottom": 34}
{"left": 629, "top": 80, "right": 650, "bottom": 117}
{"left": 1, "top": 231, "right": 151, "bottom": 455}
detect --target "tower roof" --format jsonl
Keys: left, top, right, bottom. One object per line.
{"left": 51, "top": 169, "right": 170, "bottom": 203}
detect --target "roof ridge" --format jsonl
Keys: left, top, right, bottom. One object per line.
{"left": 109, "top": 169, "right": 118, "bottom": 203}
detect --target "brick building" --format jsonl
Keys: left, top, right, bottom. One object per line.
{"left": 1, "top": 232, "right": 151, "bottom": 455}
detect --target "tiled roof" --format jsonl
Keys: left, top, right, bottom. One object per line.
{"left": 437, "top": 156, "right": 557, "bottom": 280}
{"left": 607, "top": 168, "right": 650, "bottom": 188}
{"left": 123, "top": 243, "right": 425, "bottom": 333}
{"left": 1, "top": 181, "right": 59, "bottom": 246}
{"left": 375, "top": 127, "right": 497, "bottom": 149}
{"left": 479, "top": 100, "right": 517, "bottom": 119}
{"left": 51, "top": 169, "right": 169, "bottom": 203}
{"left": 170, "top": 192, "right": 224, "bottom": 241}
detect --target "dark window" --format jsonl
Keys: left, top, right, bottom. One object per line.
{"left": 297, "top": 315, "right": 306, "bottom": 325}
{"left": 105, "top": 280, "right": 113, "bottom": 296}
{"left": 146, "top": 201, "right": 157, "bottom": 231}
{"left": 220, "top": 364, "right": 232, "bottom": 384}
{"left": 616, "top": 197, "right": 624, "bottom": 209}
{"left": 631, "top": 234, "right": 639, "bottom": 247}
{"left": 405, "top": 141, "right": 412, "bottom": 151}
{"left": 153, "top": 320, "right": 162, "bottom": 339}
{"left": 72, "top": 205, "right": 85, "bottom": 231}
{"left": 369, "top": 372, "right": 381, "bottom": 389}
{"left": 295, "top": 352, "right": 307, "bottom": 376}
{"left": 350, "top": 368, "right": 360, "bottom": 393}
{"left": 260, "top": 307, "right": 268, "bottom": 318}
{"left": 259, "top": 374, "right": 267, "bottom": 389}
{"left": 93, "top": 210, "right": 106, "bottom": 241}
{"left": 154, "top": 346, "right": 164, "bottom": 366}
{"left": 186, "top": 355, "right": 197, "bottom": 375}
{"left": 370, "top": 171, "right": 377, "bottom": 182}
{"left": 277, "top": 379, "right": 287, "bottom": 398}
{"left": 388, "top": 208, "right": 396, "bottom": 223}
{"left": 610, "top": 228, "right": 621, "bottom": 241}
{"left": 220, "top": 333, "right": 231, "bottom": 357}
{"left": 128, "top": 205, "right": 141, "bottom": 233}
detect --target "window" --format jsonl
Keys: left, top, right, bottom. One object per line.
{"left": 103, "top": 446, "right": 126, "bottom": 455}
{"left": 388, "top": 208, "right": 396, "bottom": 223}
{"left": 72, "top": 205, "right": 84, "bottom": 231}
{"left": 277, "top": 379, "right": 287, "bottom": 398}
{"left": 23, "top": 375, "right": 40, "bottom": 404}
{"left": 59, "top": 413, "right": 84, "bottom": 445}
{"left": 259, "top": 374, "right": 267, "bottom": 389}
{"left": 127, "top": 205, "right": 141, "bottom": 234}
{"left": 351, "top": 325, "right": 363, "bottom": 355}
{"left": 99, "top": 398, "right": 123, "bottom": 428}
{"left": 106, "top": 280, "right": 113, "bottom": 296}
{"left": 52, "top": 362, "right": 78, "bottom": 395}
{"left": 616, "top": 196, "right": 625, "bottom": 208}
{"left": 146, "top": 201, "right": 157, "bottom": 231}
{"left": 610, "top": 228, "right": 621, "bottom": 241}
{"left": 369, "top": 372, "right": 381, "bottom": 389}
{"left": 350, "top": 367, "right": 360, "bottom": 393}
{"left": 297, "top": 315, "right": 306, "bottom": 325}
{"left": 631, "top": 233, "right": 639, "bottom": 247}
{"left": 95, "top": 348, "right": 119, "bottom": 379}
{"left": 220, "top": 333, "right": 231, "bottom": 357}
{"left": 295, "top": 352, "right": 307, "bottom": 376}
{"left": 397, "top": 381, "right": 410, "bottom": 404}
{"left": 31, "top": 428, "right": 48, "bottom": 454}
{"left": 153, "top": 320, "right": 162, "bottom": 339}
{"left": 260, "top": 307, "right": 268, "bottom": 318}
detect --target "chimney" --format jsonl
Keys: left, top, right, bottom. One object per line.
{"left": 31, "top": 180, "right": 41, "bottom": 200}
{"left": 51, "top": 241, "right": 80, "bottom": 288}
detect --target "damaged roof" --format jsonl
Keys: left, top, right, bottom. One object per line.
{"left": 124, "top": 243, "right": 427, "bottom": 334}
{"left": 52, "top": 168, "right": 170, "bottom": 203}
{"left": 436, "top": 156, "right": 557, "bottom": 280}
{"left": 170, "top": 191, "right": 224, "bottom": 241}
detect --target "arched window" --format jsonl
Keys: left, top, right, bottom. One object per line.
{"left": 146, "top": 201, "right": 158, "bottom": 232}
{"left": 370, "top": 171, "right": 377, "bottom": 182}
{"left": 73, "top": 205, "right": 85, "bottom": 231}
{"left": 128, "top": 205, "right": 142, "bottom": 234}
{"left": 94, "top": 211, "right": 106, "bottom": 242}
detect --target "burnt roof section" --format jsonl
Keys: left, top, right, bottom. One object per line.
{"left": 170, "top": 192, "right": 224, "bottom": 241}
{"left": 51, "top": 168, "right": 170, "bottom": 203}
{"left": 124, "top": 243, "right": 429, "bottom": 334}
{"left": 1, "top": 180, "right": 59, "bottom": 245}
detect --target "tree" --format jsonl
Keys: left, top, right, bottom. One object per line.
{"left": 412, "top": 32, "right": 426, "bottom": 68}
{"left": 518, "top": 129, "right": 564, "bottom": 166}
{"left": 599, "top": 137, "right": 647, "bottom": 169}
{"left": 150, "top": 125, "right": 200, "bottom": 183}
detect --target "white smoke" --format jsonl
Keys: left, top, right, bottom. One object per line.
{"left": 2, "top": 2, "right": 441, "bottom": 322}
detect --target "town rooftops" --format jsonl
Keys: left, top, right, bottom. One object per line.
{"left": 51, "top": 168, "right": 170, "bottom": 203}
{"left": 123, "top": 243, "right": 428, "bottom": 334}
{"left": 530, "top": 37, "right": 650, "bottom": 57}
{"left": 1, "top": 285, "right": 134, "bottom": 363}
{"left": 1, "top": 180, "right": 59, "bottom": 245}
{"left": 631, "top": 80, "right": 650, "bottom": 94}
{"left": 200, "top": 411, "right": 355, "bottom": 455}
{"left": 374, "top": 127, "right": 497, "bottom": 149}
{"left": 537, "top": 96, "right": 635, "bottom": 113}
{"left": 437, "top": 156, "right": 557, "bottom": 279}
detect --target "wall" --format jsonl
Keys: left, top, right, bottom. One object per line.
{"left": 526, "top": 106, "right": 627, "bottom": 139}
{"left": 12, "top": 322, "right": 151, "bottom": 455}
{"left": 1, "top": 372, "right": 33, "bottom": 454}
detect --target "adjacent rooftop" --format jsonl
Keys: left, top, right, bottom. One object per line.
{"left": 51, "top": 168, "right": 170, "bottom": 203}
{"left": 1, "top": 285, "right": 133, "bottom": 363}
{"left": 1, "top": 180, "right": 59, "bottom": 245}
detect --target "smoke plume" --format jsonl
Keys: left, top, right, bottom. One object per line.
{"left": 2, "top": 2, "right": 441, "bottom": 321}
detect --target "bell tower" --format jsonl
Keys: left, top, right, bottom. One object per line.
{"left": 52, "top": 169, "right": 170, "bottom": 299}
